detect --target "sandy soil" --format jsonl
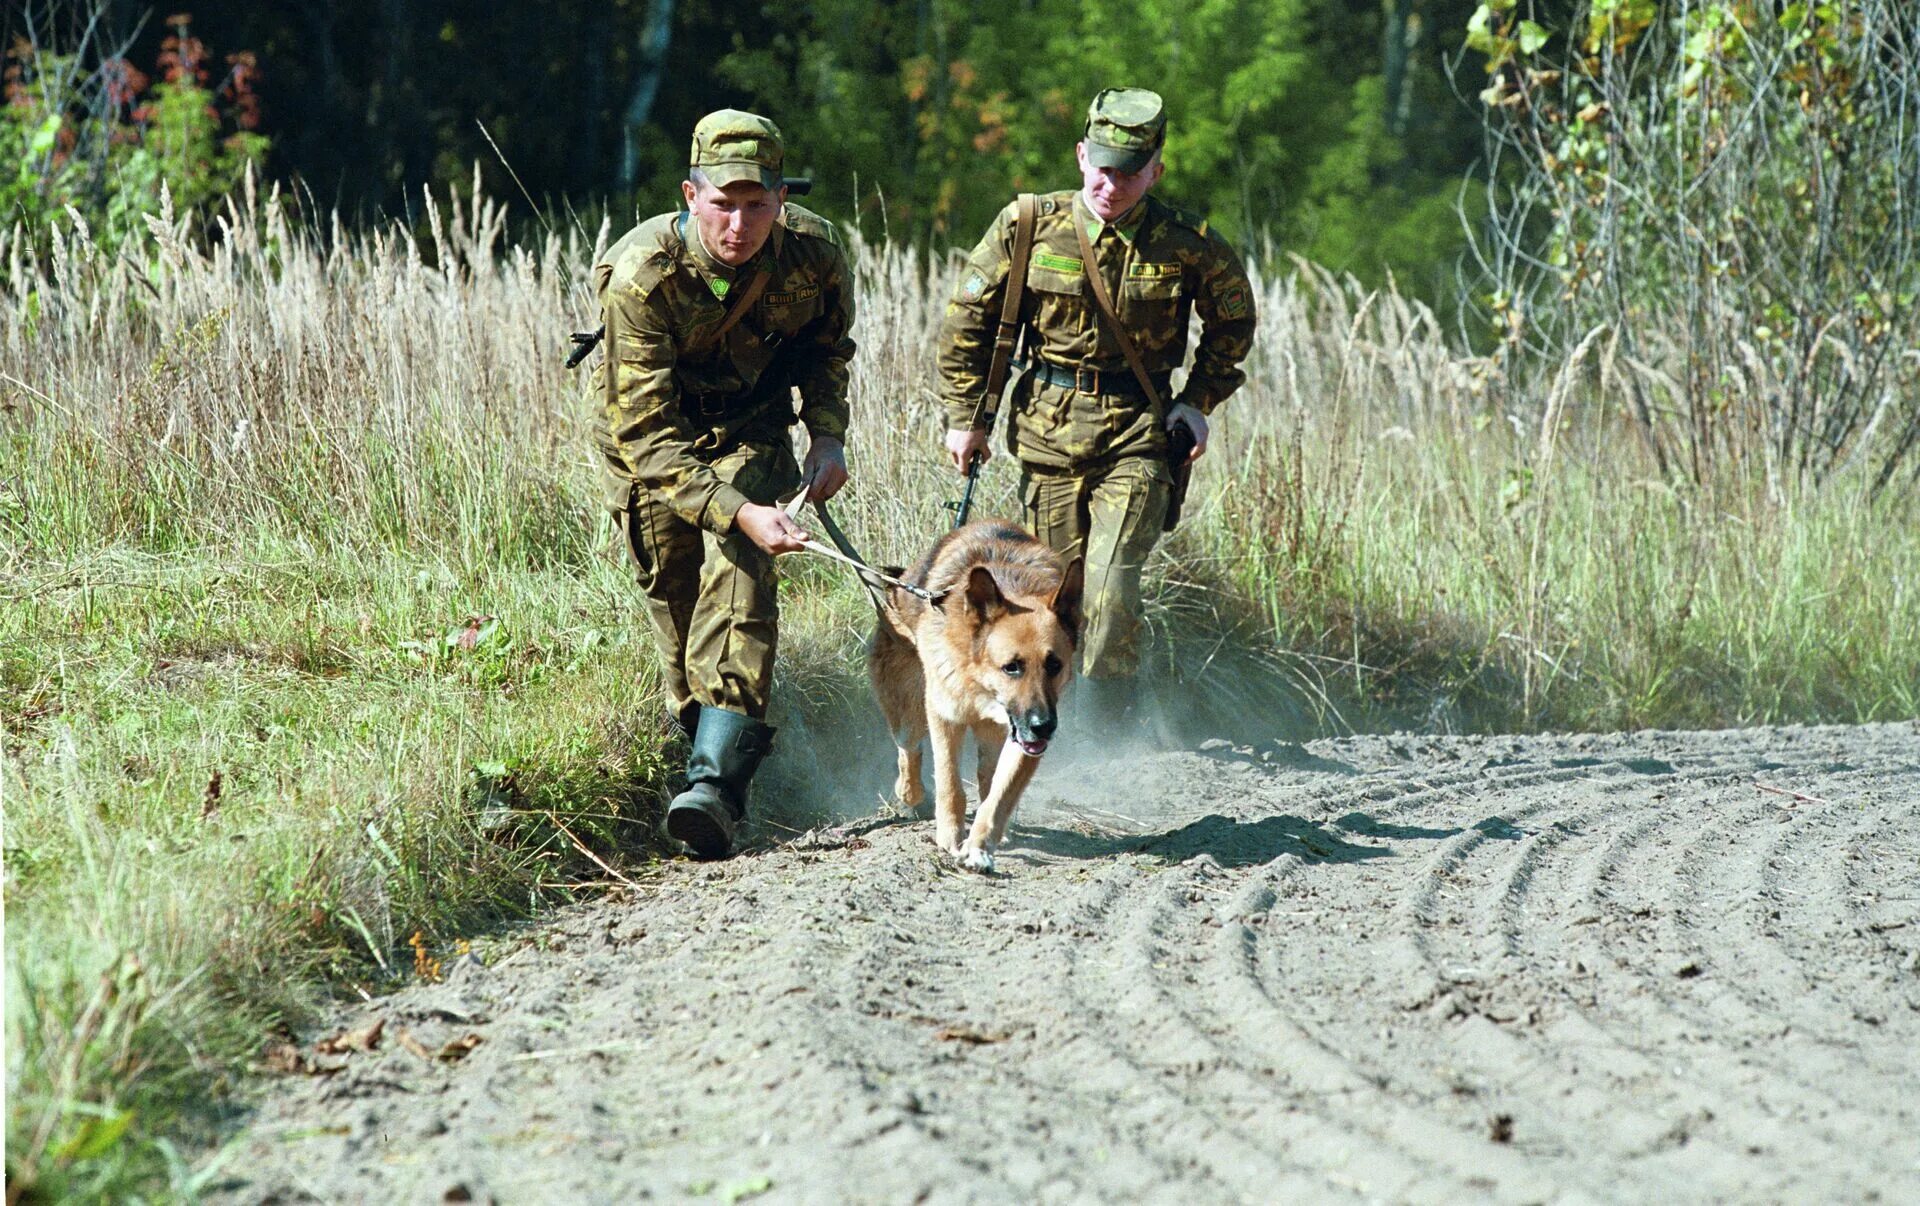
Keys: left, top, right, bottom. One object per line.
{"left": 214, "top": 721, "right": 1920, "bottom": 1203}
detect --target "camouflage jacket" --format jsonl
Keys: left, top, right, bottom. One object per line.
{"left": 937, "top": 190, "right": 1255, "bottom": 465}
{"left": 590, "top": 203, "right": 855, "bottom": 534}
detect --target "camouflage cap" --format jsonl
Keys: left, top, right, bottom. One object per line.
{"left": 1083, "top": 88, "right": 1166, "bottom": 173}
{"left": 690, "top": 109, "right": 785, "bottom": 191}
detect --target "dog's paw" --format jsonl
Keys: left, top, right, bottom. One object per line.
{"left": 955, "top": 842, "right": 996, "bottom": 873}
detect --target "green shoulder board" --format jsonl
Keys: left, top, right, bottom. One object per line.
{"left": 1149, "top": 197, "right": 1210, "bottom": 239}
{"left": 609, "top": 214, "right": 681, "bottom": 301}
{"left": 781, "top": 202, "right": 843, "bottom": 247}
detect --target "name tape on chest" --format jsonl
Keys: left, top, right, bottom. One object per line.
{"left": 1127, "top": 261, "right": 1180, "bottom": 281}
{"left": 1031, "top": 251, "right": 1084, "bottom": 275}
{"left": 763, "top": 284, "right": 820, "bottom": 306}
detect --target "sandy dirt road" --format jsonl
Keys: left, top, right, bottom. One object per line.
{"left": 216, "top": 721, "right": 1920, "bottom": 1203}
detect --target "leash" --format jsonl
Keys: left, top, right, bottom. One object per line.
{"left": 780, "top": 483, "right": 936, "bottom": 603}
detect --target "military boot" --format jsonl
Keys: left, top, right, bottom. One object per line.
{"left": 664, "top": 706, "right": 775, "bottom": 859}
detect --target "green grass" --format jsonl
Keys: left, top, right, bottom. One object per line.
{"left": 3, "top": 192, "right": 1916, "bottom": 1198}
{"left": 3, "top": 539, "right": 677, "bottom": 1196}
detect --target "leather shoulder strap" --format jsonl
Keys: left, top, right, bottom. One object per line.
{"left": 1073, "top": 217, "right": 1166, "bottom": 413}
{"left": 968, "top": 193, "right": 1038, "bottom": 430}
{"left": 706, "top": 265, "right": 772, "bottom": 347}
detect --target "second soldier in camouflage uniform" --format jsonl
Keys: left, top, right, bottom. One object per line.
{"left": 590, "top": 110, "right": 855, "bottom": 857}
{"left": 937, "top": 88, "right": 1256, "bottom": 726}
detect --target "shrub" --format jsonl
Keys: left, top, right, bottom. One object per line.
{"left": 1, "top": 10, "right": 268, "bottom": 252}
{"left": 1464, "top": 0, "right": 1920, "bottom": 494}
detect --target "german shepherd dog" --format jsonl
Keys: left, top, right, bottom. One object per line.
{"left": 868, "top": 521, "right": 1084, "bottom": 872}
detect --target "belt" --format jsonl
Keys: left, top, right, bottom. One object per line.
{"left": 682, "top": 335, "right": 789, "bottom": 418}
{"left": 1022, "top": 358, "right": 1171, "bottom": 401}
{"left": 682, "top": 391, "right": 745, "bottom": 418}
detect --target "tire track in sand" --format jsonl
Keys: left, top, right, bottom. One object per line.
{"left": 1481, "top": 751, "right": 1920, "bottom": 1199}
{"left": 209, "top": 724, "right": 1920, "bottom": 1204}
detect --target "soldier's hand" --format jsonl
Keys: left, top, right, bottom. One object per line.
{"left": 734, "top": 503, "right": 810, "bottom": 556}
{"left": 1166, "top": 404, "right": 1210, "bottom": 465}
{"left": 945, "top": 427, "right": 991, "bottom": 473}
{"left": 803, "top": 436, "right": 849, "bottom": 503}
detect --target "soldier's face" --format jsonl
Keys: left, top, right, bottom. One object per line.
{"left": 681, "top": 177, "right": 788, "bottom": 266}
{"left": 1076, "top": 142, "right": 1164, "bottom": 222}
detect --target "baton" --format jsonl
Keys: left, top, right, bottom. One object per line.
{"left": 565, "top": 325, "right": 604, "bottom": 370}
{"left": 946, "top": 452, "right": 984, "bottom": 529}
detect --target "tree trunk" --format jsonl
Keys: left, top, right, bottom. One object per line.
{"left": 1384, "top": 0, "right": 1417, "bottom": 140}
{"left": 618, "top": 0, "right": 677, "bottom": 193}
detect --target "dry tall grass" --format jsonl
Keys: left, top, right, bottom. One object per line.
{"left": 3, "top": 176, "right": 1915, "bottom": 1196}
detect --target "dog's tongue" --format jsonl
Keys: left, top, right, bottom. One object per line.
{"left": 1017, "top": 737, "right": 1050, "bottom": 757}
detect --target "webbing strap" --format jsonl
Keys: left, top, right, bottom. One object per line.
{"left": 703, "top": 264, "right": 771, "bottom": 349}
{"left": 967, "top": 192, "right": 1038, "bottom": 431}
{"left": 1072, "top": 216, "right": 1168, "bottom": 415}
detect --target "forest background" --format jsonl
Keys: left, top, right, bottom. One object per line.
{"left": 5, "top": 0, "right": 1486, "bottom": 297}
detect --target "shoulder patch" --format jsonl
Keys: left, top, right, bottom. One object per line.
{"left": 1217, "top": 281, "right": 1251, "bottom": 320}
{"left": 959, "top": 271, "right": 989, "bottom": 301}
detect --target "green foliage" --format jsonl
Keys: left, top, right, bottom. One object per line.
{"left": 26, "top": 2, "right": 1485, "bottom": 291}
{"left": 640, "top": 0, "right": 1482, "bottom": 285}
{"left": 1464, "top": 0, "right": 1920, "bottom": 490}
{"left": 0, "top": 16, "right": 268, "bottom": 251}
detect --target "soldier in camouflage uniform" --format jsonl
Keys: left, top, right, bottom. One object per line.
{"left": 937, "top": 88, "right": 1256, "bottom": 726}
{"left": 589, "top": 110, "right": 855, "bottom": 858}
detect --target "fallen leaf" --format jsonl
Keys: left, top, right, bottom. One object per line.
{"left": 438, "top": 1033, "right": 484, "bottom": 1063}
{"left": 259, "top": 1040, "right": 343, "bottom": 1077}
{"left": 316, "top": 1016, "right": 385, "bottom": 1055}
{"left": 452, "top": 614, "right": 495, "bottom": 651}
{"left": 720, "top": 1175, "right": 774, "bottom": 1204}
{"left": 202, "top": 768, "right": 224, "bottom": 819}
{"left": 1489, "top": 1112, "right": 1515, "bottom": 1143}
{"left": 395, "top": 1027, "right": 437, "bottom": 1062}
{"left": 935, "top": 1024, "right": 1008, "bottom": 1045}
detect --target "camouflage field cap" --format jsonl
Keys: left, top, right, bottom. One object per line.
{"left": 1084, "top": 88, "right": 1166, "bottom": 173}
{"left": 690, "top": 109, "right": 785, "bottom": 191}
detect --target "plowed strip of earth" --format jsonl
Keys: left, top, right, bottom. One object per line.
{"left": 215, "top": 723, "right": 1920, "bottom": 1203}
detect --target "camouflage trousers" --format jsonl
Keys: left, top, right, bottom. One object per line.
{"left": 611, "top": 442, "right": 801, "bottom": 724}
{"left": 1020, "top": 454, "right": 1171, "bottom": 680}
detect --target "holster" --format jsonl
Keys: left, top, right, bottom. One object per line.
{"left": 1163, "top": 418, "right": 1195, "bottom": 532}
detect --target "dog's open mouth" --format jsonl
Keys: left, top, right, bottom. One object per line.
{"left": 1015, "top": 737, "right": 1050, "bottom": 757}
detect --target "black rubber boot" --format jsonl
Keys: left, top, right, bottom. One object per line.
{"left": 664, "top": 706, "right": 775, "bottom": 859}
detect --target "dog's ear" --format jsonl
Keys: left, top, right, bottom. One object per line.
{"left": 957, "top": 565, "right": 1006, "bottom": 621}
{"left": 1050, "top": 556, "right": 1085, "bottom": 641}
